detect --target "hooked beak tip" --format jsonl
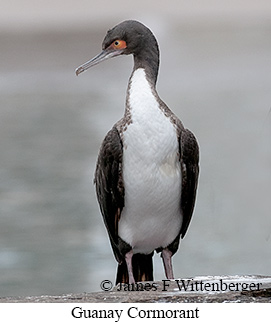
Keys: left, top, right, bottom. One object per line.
{"left": 75, "top": 66, "right": 84, "bottom": 76}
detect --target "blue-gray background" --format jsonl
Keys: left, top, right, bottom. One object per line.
{"left": 0, "top": 1, "right": 270, "bottom": 296}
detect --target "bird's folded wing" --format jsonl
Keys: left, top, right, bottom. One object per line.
{"left": 94, "top": 126, "right": 124, "bottom": 261}
{"left": 179, "top": 129, "right": 200, "bottom": 238}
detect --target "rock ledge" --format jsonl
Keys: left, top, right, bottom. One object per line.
{"left": 1, "top": 275, "right": 270, "bottom": 303}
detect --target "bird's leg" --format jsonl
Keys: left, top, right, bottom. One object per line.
{"left": 125, "top": 249, "right": 135, "bottom": 284}
{"left": 161, "top": 248, "right": 174, "bottom": 279}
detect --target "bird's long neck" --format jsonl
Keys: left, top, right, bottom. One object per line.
{"left": 124, "top": 36, "right": 160, "bottom": 120}
{"left": 133, "top": 39, "right": 160, "bottom": 87}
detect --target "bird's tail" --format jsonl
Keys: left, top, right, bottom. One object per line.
{"left": 115, "top": 253, "right": 153, "bottom": 284}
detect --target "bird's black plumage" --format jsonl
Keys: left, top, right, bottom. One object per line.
{"left": 76, "top": 20, "right": 199, "bottom": 284}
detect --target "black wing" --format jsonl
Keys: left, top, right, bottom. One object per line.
{"left": 179, "top": 129, "right": 199, "bottom": 238}
{"left": 94, "top": 126, "right": 124, "bottom": 262}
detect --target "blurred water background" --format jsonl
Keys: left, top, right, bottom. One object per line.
{"left": 0, "top": 0, "right": 270, "bottom": 297}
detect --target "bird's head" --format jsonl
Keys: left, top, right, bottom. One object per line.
{"left": 75, "top": 20, "right": 157, "bottom": 76}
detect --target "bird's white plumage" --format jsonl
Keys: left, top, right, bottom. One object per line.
{"left": 118, "top": 68, "right": 182, "bottom": 254}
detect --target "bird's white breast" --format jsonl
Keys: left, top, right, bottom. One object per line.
{"left": 118, "top": 68, "right": 182, "bottom": 254}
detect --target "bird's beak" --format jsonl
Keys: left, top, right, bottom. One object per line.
{"left": 75, "top": 47, "right": 124, "bottom": 76}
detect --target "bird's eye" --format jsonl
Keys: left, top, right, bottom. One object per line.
{"left": 111, "top": 40, "right": 127, "bottom": 50}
